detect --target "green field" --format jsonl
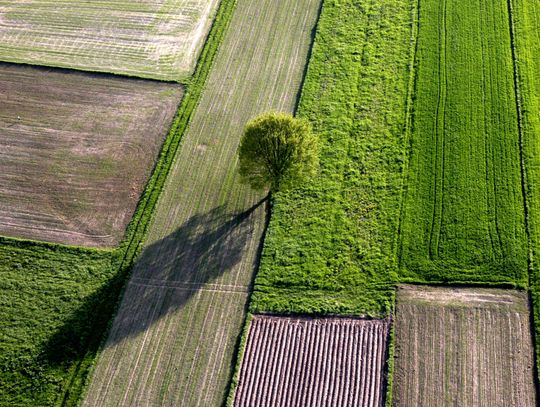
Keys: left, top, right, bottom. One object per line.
{"left": 512, "top": 0, "right": 540, "bottom": 374}
{"left": 251, "top": 0, "right": 414, "bottom": 315}
{"left": 0, "top": 240, "right": 115, "bottom": 406}
{"left": 398, "top": 0, "right": 528, "bottom": 286}
{"left": 80, "top": 0, "right": 321, "bottom": 405}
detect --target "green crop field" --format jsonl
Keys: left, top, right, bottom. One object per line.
{"left": 80, "top": 0, "right": 321, "bottom": 405}
{"left": 0, "top": 0, "right": 220, "bottom": 81}
{"left": 251, "top": 0, "right": 414, "bottom": 316}
{"left": 512, "top": 0, "right": 540, "bottom": 374}
{"left": 398, "top": 0, "right": 528, "bottom": 286}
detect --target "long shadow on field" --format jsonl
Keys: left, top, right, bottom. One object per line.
{"left": 102, "top": 196, "right": 268, "bottom": 347}
{"left": 39, "top": 197, "right": 267, "bottom": 403}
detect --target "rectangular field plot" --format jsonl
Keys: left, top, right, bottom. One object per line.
{"left": 393, "top": 285, "right": 537, "bottom": 406}
{"left": 0, "top": 0, "right": 220, "bottom": 80}
{"left": 398, "top": 0, "right": 528, "bottom": 283}
{"left": 0, "top": 64, "right": 182, "bottom": 247}
{"left": 233, "top": 315, "right": 390, "bottom": 407}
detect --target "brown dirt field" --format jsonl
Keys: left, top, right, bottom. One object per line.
{"left": 393, "top": 285, "right": 537, "bottom": 406}
{"left": 233, "top": 315, "right": 391, "bottom": 407}
{"left": 0, "top": 63, "right": 183, "bottom": 247}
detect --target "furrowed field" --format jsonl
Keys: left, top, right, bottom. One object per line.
{"left": 0, "top": 64, "right": 182, "bottom": 247}
{"left": 233, "top": 316, "right": 390, "bottom": 407}
{"left": 393, "top": 285, "right": 536, "bottom": 406}
{"left": 398, "top": 0, "right": 528, "bottom": 285}
{"left": 81, "top": 0, "right": 321, "bottom": 405}
{"left": 0, "top": 0, "right": 220, "bottom": 80}
{"left": 251, "top": 0, "right": 414, "bottom": 315}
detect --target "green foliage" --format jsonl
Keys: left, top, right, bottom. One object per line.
{"left": 251, "top": 0, "right": 414, "bottom": 316}
{"left": 398, "top": 0, "right": 528, "bottom": 287}
{"left": 238, "top": 112, "right": 319, "bottom": 192}
{"left": 0, "top": 0, "right": 239, "bottom": 405}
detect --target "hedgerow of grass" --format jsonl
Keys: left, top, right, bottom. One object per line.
{"left": 0, "top": 0, "right": 239, "bottom": 405}
{"left": 251, "top": 0, "right": 414, "bottom": 316}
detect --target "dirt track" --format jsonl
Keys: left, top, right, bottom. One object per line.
{"left": 393, "top": 285, "right": 537, "bottom": 406}
{"left": 233, "top": 315, "right": 390, "bottom": 407}
{"left": 0, "top": 64, "right": 182, "bottom": 247}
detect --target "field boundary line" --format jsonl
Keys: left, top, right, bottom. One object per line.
{"left": 68, "top": 0, "right": 241, "bottom": 405}
{"left": 396, "top": 0, "right": 421, "bottom": 270}
{"left": 129, "top": 277, "right": 250, "bottom": 294}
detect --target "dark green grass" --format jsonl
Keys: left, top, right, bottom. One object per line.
{"left": 398, "top": 0, "right": 528, "bottom": 286}
{"left": 251, "top": 0, "right": 414, "bottom": 316}
{"left": 0, "top": 0, "right": 238, "bottom": 405}
{"left": 511, "top": 0, "right": 540, "bottom": 381}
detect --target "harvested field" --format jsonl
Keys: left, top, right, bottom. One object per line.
{"left": 233, "top": 315, "right": 390, "bottom": 407}
{"left": 393, "top": 285, "right": 537, "bottom": 406}
{"left": 0, "top": 63, "right": 182, "bottom": 247}
{"left": 0, "top": 0, "right": 220, "bottom": 81}
{"left": 81, "top": 0, "right": 321, "bottom": 405}
{"left": 398, "top": 0, "right": 528, "bottom": 284}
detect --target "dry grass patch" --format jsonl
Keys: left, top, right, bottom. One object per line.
{"left": 0, "top": 0, "right": 220, "bottom": 80}
{"left": 0, "top": 63, "right": 182, "bottom": 247}
{"left": 233, "top": 315, "right": 390, "bottom": 407}
{"left": 393, "top": 285, "right": 537, "bottom": 406}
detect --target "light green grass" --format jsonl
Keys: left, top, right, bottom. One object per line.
{"left": 398, "top": 0, "right": 528, "bottom": 286}
{"left": 251, "top": 0, "right": 414, "bottom": 316}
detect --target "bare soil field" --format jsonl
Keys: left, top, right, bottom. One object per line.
{"left": 0, "top": 0, "right": 220, "bottom": 81}
{"left": 233, "top": 315, "right": 390, "bottom": 407}
{"left": 0, "top": 63, "right": 182, "bottom": 247}
{"left": 81, "top": 0, "right": 321, "bottom": 405}
{"left": 393, "top": 285, "right": 537, "bottom": 406}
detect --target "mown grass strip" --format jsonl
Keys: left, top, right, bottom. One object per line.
{"left": 251, "top": 0, "right": 414, "bottom": 316}
{"left": 398, "top": 0, "right": 528, "bottom": 286}
{"left": 0, "top": 0, "right": 239, "bottom": 405}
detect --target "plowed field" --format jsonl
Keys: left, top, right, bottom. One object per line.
{"left": 233, "top": 315, "right": 390, "bottom": 407}
{"left": 0, "top": 64, "right": 182, "bottom": 247}
{"left": 0, "top": 0, "right": 220, "bottom": 80}
{"left": 81, "top": 0, "right": 321, "bottom": 405}
{"left": 393, "top": 285, "right": 537, "bottom": 406}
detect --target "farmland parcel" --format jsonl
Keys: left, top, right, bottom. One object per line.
{"left": 0, "top": 64, "right": 182, "bottom": 247}
{"left": 398, "top": 0, "right": 528, "bottom": 284}
{"left": 0, "top": 0, "right": 220, "bottom": 81}
{"left": 393, "top": 285, "right": 536, "bottom": 406}
{"left": 233, "top": 315, "right": 390, "bottom": 407}
{"left": 251, "top": 0, "right": 414, "bottom": 315}
{"left": 81, "top": 0, "right": 321, "bottom": 405}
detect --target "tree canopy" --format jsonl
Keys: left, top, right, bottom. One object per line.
{"left": 237, "top": 112, "right": 319, "bottom": 193}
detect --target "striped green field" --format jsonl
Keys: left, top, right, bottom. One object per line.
{"left": 80, "top": 0, "right": 321, "bottom": 405}
{"left": 398, "top": 0, "right": 528, "bottom": 285}
{"left": 511, "top": 0, "right": 540, "bottom": 375}
{"left": 0, "top": 0, "right": 220, "bottom": 81}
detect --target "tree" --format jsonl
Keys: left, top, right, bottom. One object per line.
{"left": 238, "top": 112, "right": 319, "bottom": 193}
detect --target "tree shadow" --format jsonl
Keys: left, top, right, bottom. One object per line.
{"left": 40, "top": 196, "right": 268, "bottom": 396}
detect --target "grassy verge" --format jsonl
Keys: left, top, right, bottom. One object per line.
{"left": 398, "top": 0, "right": 528, "bottom": 286}
{"left": 251, "top": 0, "right": 414, "bottom": 316}
{"left": 510, "top": 0, "right": 540, "bottom": 381}
{"left": 0, "top": 0, "right": 238, "bottom": 405}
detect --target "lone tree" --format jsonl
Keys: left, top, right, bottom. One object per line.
{"left": 238, "top": 112, "right": 319, "bottom": 193}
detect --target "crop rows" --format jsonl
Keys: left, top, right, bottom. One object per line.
{"left": 0, "top": 0, "right": 220, "bottom": 80}
{"left": 393, "top": 285, "right": 536, "bottom": 406}
{"left": 398, "top": 0, "right": 527, "bottom": 284}
{"left": 81, "top": 0, "right": 321, "bottom": 405}
{"left": 0, "top": 63, "right": 182, "bottom": 247}
{"left": 233, "top": 315, "right": 390, "bottom": 407}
